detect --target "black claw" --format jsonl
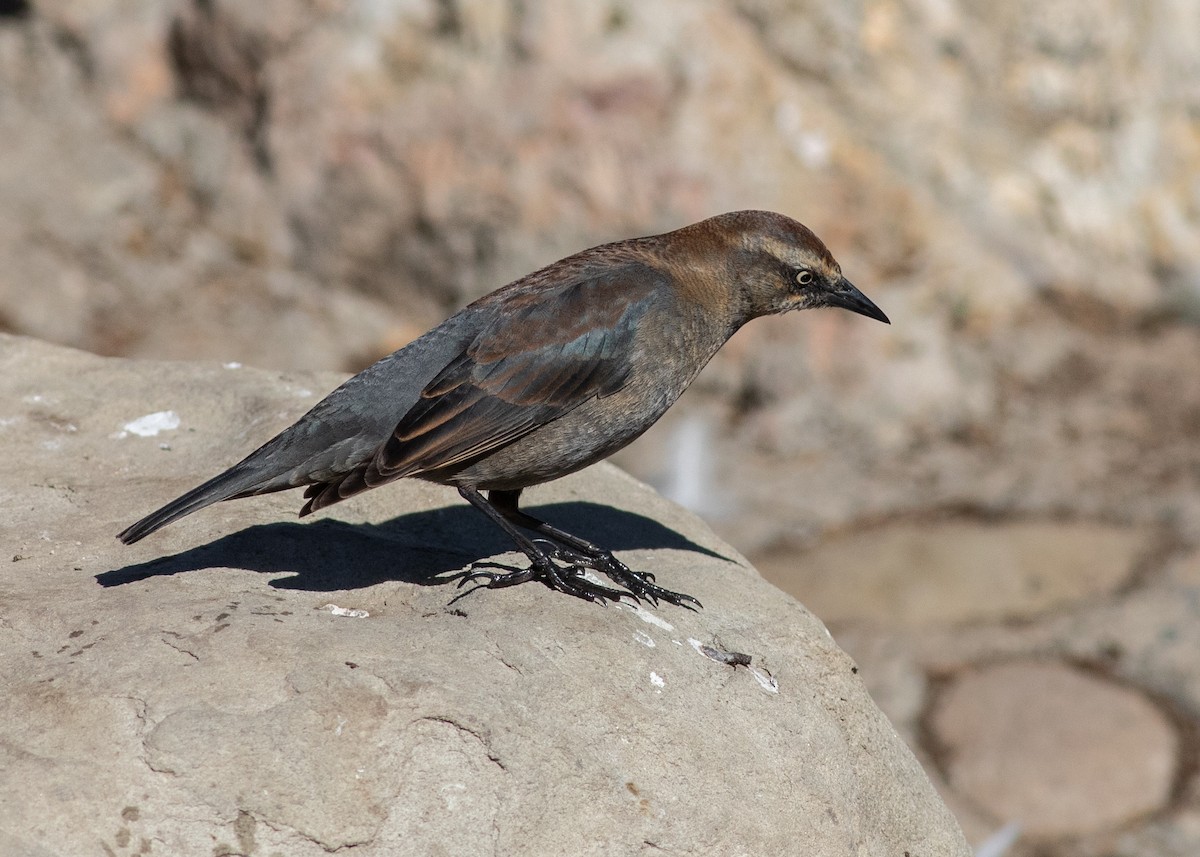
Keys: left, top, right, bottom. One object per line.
{"left": 455, "top": 565, "right": 533, "bottom": 589}
{"left": 456, "top": 571, "right": 489, "bottom": 589}
{"left": 450, "top": 493, "right": 699, "bottom": 607}
{"left": 580, "top": 550, "right": 700, "bottom": 610}
{"left": 455, "top": 556, "right": 630, "bottom": 604}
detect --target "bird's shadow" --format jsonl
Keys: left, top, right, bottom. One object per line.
{"left": 97, "top": 501, "right": 730, "bottom": 593}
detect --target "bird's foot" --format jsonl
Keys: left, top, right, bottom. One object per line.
{"left": 457, "top": 555, "right": 629, "bottom": 604}
{"left": 546, "top": 546, "right": 702, "bottom": 610}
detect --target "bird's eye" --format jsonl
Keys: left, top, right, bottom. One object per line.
{"left": 795, "top": 270, "right": 814, "bottom": 287}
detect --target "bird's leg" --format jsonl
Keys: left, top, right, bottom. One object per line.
{"left": 456, "top": 486, "right": 628, "bottom": 603}
{"left": 487, "top": 489, "right": 702, "bottom": 610}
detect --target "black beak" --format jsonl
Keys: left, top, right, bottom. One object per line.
{"left": 827, "top": 278, "right": 890, "bottom": 324}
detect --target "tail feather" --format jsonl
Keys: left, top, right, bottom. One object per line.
{"left": 116, "top": 466, "right": 283, "bottom": 544}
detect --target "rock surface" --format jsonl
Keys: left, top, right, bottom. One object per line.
{"left": 931, "top": 661, "right": 1178, "bottom": 837}
{"left": 756, "top": 519, "right": 1144, "bottom": 627}
{"left": 0, "top": 335, "right": 969, "bottom": 857}
{"left": 830, "top": 534, "right": 1200, "bottom": 854}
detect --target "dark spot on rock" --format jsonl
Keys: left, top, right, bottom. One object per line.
{"left": 234, "top": 810, "right": 257, "bottom": 855}
{"left": 699, "top": 643, "right": 751, "bottom": 667}
{"left": 0, "top": 1, "right": 30, "bottom": 22}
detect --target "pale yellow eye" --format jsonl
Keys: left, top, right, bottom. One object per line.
{"left": 795, "top": 270, "right": 814, "bottom": 287}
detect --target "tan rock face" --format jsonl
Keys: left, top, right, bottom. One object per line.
{"left": 0, "top": 335, "right": 970, "bottom": 857}
{"left": 930, "top": 660, "right": 1178, "bottom": 838}
{"left": 755, "top": 520, "right": 1145, "bottom": 627}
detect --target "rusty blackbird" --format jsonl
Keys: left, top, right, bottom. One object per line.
{"left": 118, "top": 210, "right": 888, "bottom": 608}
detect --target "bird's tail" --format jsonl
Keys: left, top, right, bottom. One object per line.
{"left": 116, "top": 465, "right": 275, "bottom": 544}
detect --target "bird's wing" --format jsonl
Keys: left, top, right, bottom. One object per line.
{"left": 297, "top": 260, "right": 669, "bottom": 513}
{"left": 368, "top": 262, "right": 665, "bottom": 481}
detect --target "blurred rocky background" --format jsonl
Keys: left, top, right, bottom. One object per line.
{"left": 3, "top": 1, "right": 1199, "bottom": 853}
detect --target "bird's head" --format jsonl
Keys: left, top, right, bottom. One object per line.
{"left": 689, "top": 210, "right": 890, "bottom": 325}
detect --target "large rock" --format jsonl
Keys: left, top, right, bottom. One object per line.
{"left": 931, "top": 661, "right": 1178, "bottom": 838}
{"left": 0, "top": 335, "right": 969, "bottom": 856}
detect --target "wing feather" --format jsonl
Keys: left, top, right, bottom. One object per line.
{"left": 299, "top": 260, "right": 668, "bottom": 514}
{"left": 372, "top": 263, "right": 663, "bottom": 481}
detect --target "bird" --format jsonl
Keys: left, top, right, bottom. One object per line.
{"left": 118, "top": 210, "right": 889, "bottom": 608}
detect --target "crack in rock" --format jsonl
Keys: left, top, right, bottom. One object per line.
{"left": 159, "top": 632, "right": 200, "bottom": 662}
{"left": 417, "top": 715, "right": 507, "bottom": 772}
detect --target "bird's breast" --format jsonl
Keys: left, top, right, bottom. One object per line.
{"left": 438, "top": 297, "right": 730, "bottom": 491}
